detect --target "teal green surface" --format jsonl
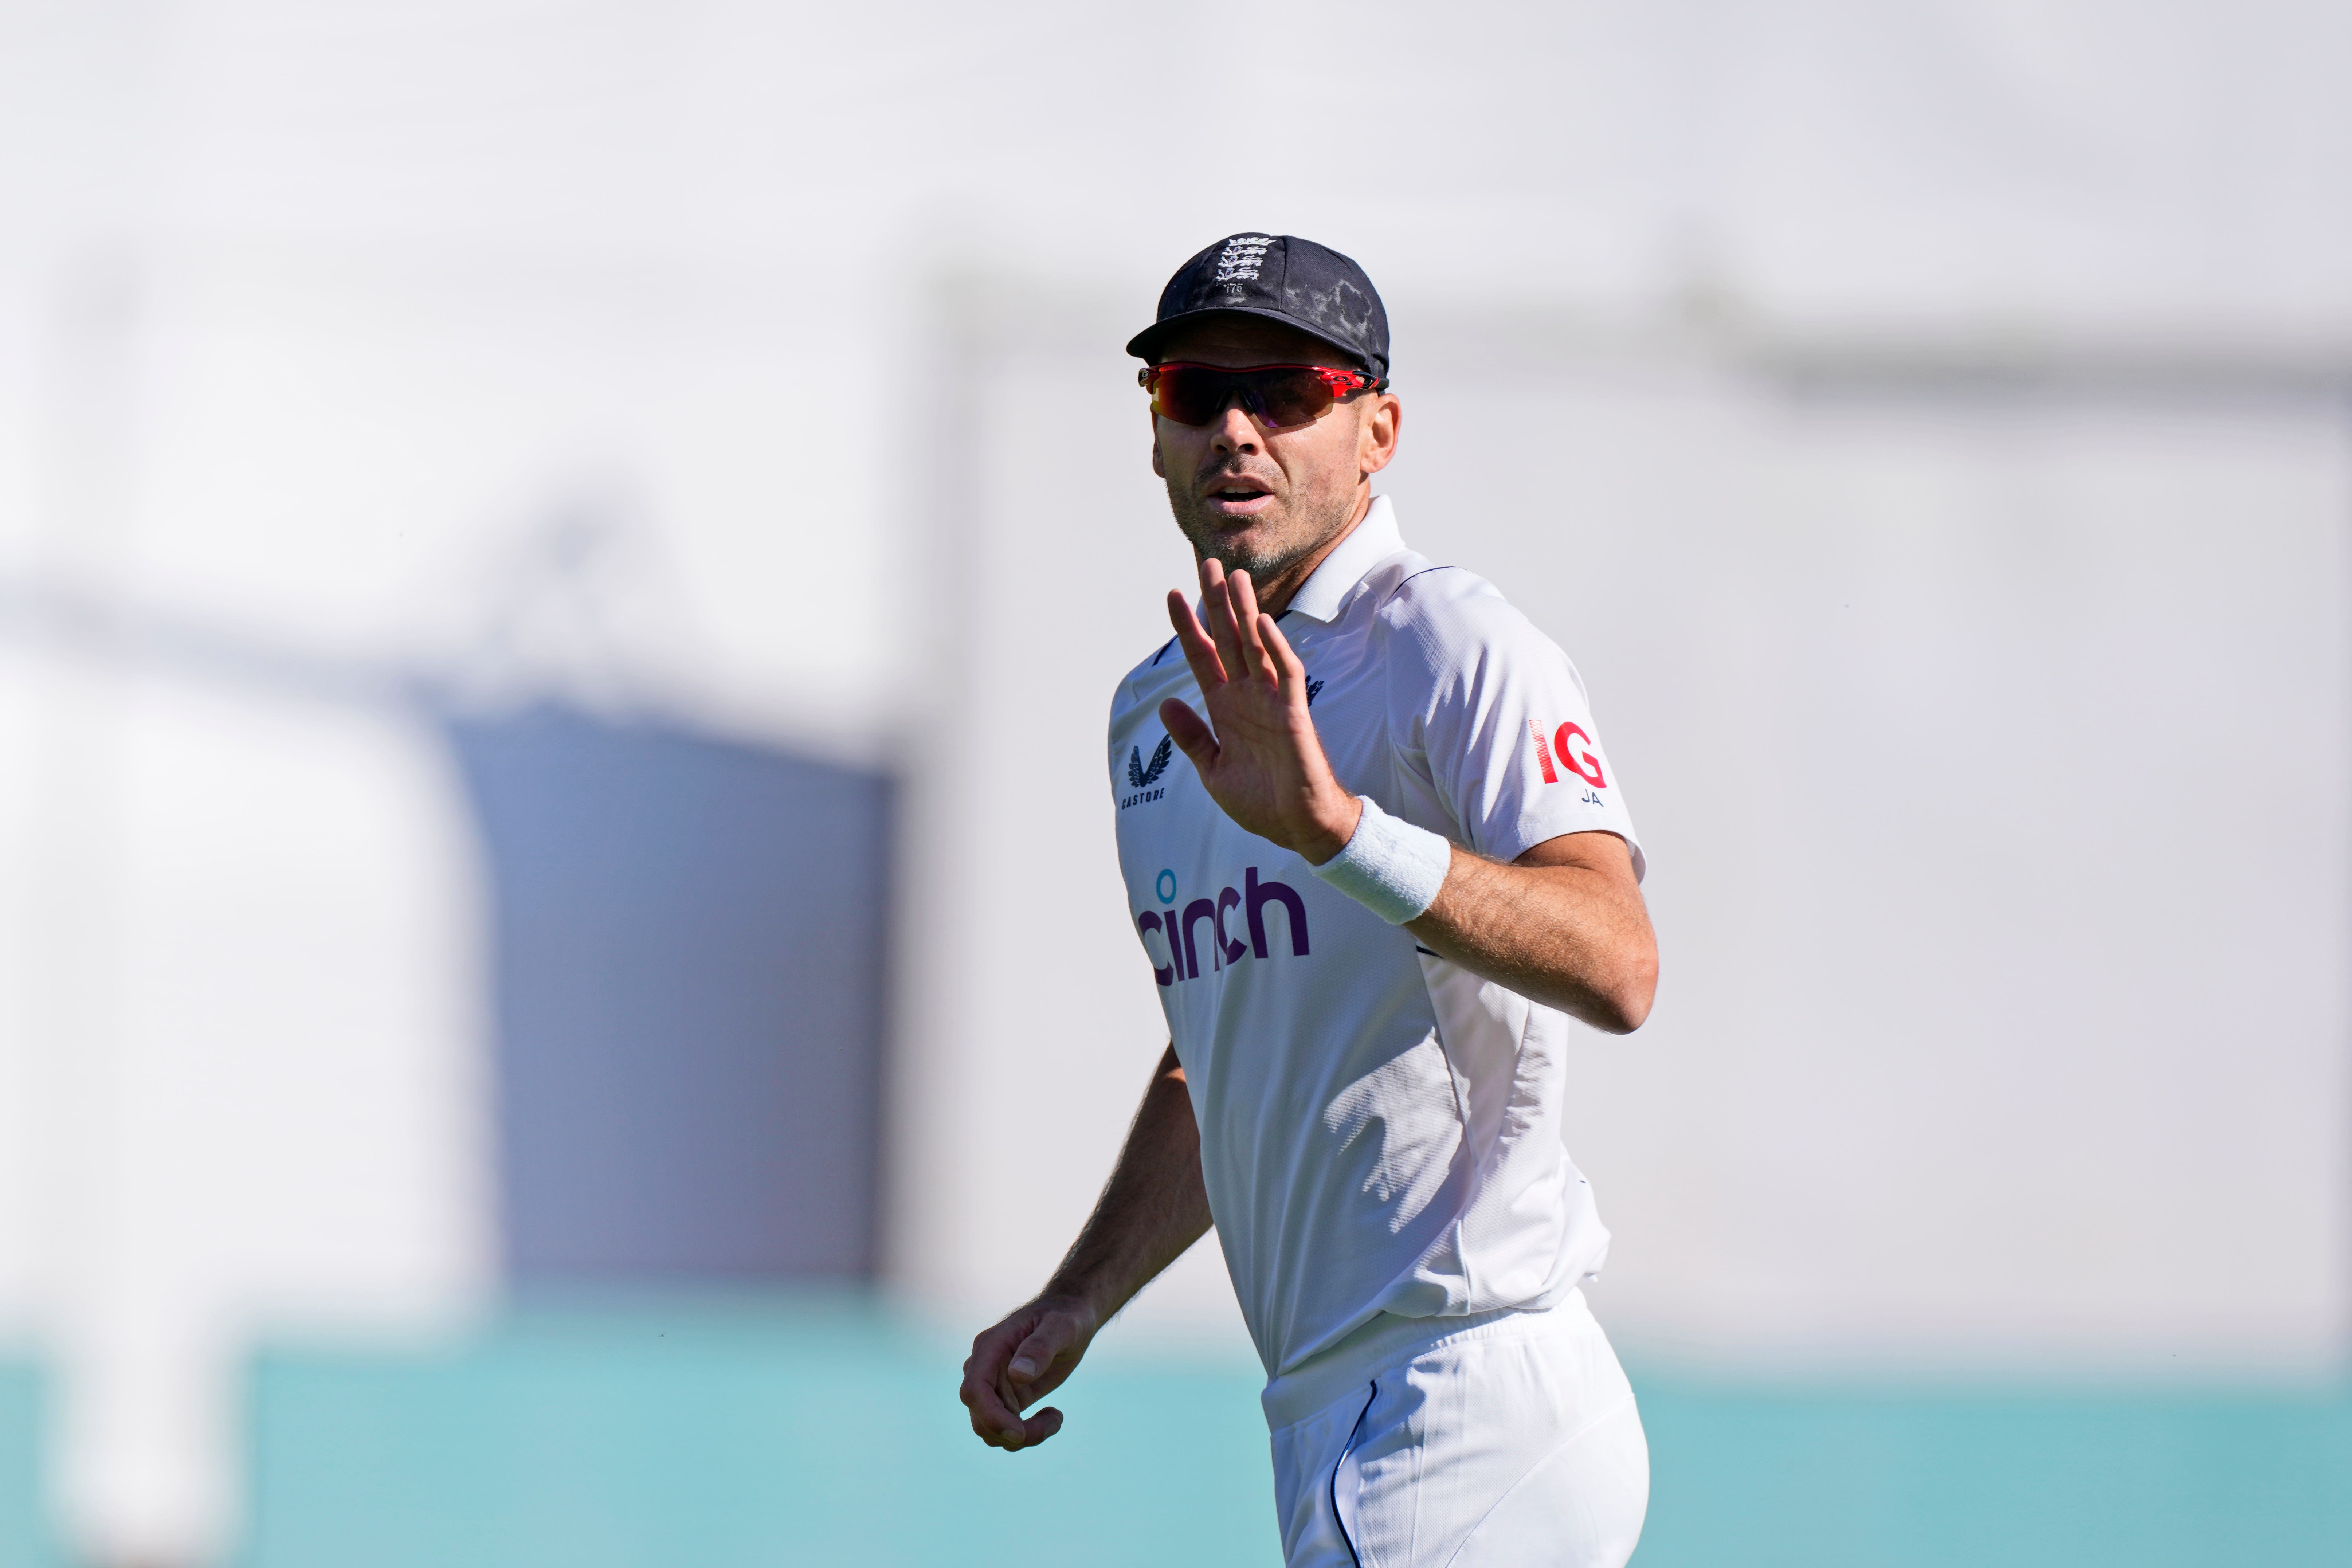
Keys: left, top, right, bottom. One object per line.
{"left": 0, "top": 1362, "right": 57, "bottom": 1568}
{"left": 232, "top": 1302, "right": 2352, "bottom": 1568}
{"left": 1635, "top": 1377, "right": 2352, "bottom": 1568}
{"left": 235, "top": 1298, "right": 1280, "bottom": 1568}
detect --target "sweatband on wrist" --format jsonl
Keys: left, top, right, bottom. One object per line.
{"left": 1309, "top": 796, "right": 1452, "bottom": 924}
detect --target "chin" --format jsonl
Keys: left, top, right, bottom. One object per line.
{"left": 1217, "top": 539, "right": 1312, "bottom": 582}
{"left": 1191, "top": 519, "right": 1269, "bottom": 559}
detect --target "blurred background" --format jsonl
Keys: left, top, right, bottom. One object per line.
{"left": 2, "top": 1, "right": 2350, "bottom": 1564}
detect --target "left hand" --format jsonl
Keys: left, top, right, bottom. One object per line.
{"left": 1160, "top": 558, "right": 1361, "bottom": 864}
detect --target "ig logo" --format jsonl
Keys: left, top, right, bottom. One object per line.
{"left": 1528, "top": 718, "right": 1606, "bottom": 790}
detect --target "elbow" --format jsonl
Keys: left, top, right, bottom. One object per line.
{"left": 1594, "top": 943, "right": 1658, "bottom": 1035}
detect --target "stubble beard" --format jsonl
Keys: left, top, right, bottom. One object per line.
{"left": 1166, "top": 466, "right": 1360, "bottom": 584}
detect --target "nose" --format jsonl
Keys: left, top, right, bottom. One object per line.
{"left": 1207, "top": 399, "right": 1261, "bottom": 454}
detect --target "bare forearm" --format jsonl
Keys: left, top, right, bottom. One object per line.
{"left": 1406, "top": 840, "right": 1658, "bottom": 1032}
{"left": 1043, "top": 1044, "right": 1212, "bottom": 1322}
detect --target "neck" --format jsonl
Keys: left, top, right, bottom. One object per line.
{"left": 1241, "top": 484, "right": 1372, "bottom": 617}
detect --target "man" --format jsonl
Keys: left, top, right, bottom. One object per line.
{"left": 959, "top": 234, "right": 1658, "bottom": 1567}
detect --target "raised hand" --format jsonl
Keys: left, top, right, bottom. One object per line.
{"left": 1161, "top": 558, "right": 1361, "bottom": 864}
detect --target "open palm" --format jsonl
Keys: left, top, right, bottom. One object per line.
{"left": 1160, "top": 559, "right": 1361, "bottom": 865}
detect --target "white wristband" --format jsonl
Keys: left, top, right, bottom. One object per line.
{"left": 1309, "top": 796, "right": 1452, "bottom": 924}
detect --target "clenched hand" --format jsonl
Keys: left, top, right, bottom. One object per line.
{"left": 960, "top": 1294, "right": 1098, "bottom": 1453}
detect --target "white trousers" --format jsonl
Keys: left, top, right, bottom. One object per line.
{"left": 1263, "top": 1293, "right": 1649, "bottom": 1568}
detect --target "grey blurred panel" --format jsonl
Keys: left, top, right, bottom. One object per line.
{"left": 443, "top": 703, "right": 891, "bottom": 1283}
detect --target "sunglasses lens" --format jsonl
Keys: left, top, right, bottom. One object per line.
{"left": 1149, "top": 366, "right": 1231, "bottom": 427}
{"left": 1146, "top": 366, "right": 1351, "bottom": 428}
{"left": 1253, "top": 369, "right": 1337, "bottom": 429}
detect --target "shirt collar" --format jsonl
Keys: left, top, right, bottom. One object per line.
{"left": 1281, "top": 495, "right": 1404, "bottom": 625}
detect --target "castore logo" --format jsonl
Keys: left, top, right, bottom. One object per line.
{"left": 1121, "top": 734, "right": 1175, "bottom": 809}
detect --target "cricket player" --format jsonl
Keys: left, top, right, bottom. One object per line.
{"left": 960, "top": 234, "right": 1658, "bottom": 1567}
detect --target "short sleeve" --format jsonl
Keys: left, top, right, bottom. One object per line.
{"left": 1390, "top": 575, "right": 1644, "bottom": 880}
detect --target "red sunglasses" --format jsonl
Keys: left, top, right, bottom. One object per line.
{"left": 1140, "top": 362, "right": 1387, "bottom": 430}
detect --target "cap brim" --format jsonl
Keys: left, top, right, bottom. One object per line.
{"left": 1125, "top": 306, "right": 1377, "bottom": 376}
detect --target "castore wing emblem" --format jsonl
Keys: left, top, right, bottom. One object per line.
{"left": 1128, "top": 734, "right": 1175, "bottom": 789}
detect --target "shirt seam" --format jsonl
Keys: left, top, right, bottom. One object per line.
{"left": 1418, "top": 954, "right": 1479, "bottom": 1309}
{"left": 1389, "top": 563, "right": 1461, "bottom": 600}
{"left": 1375, "top": 578, "right": 1456, "bottom": 850}
{"left": 1347, "top": 556, "right": 1451, "bottom": 627}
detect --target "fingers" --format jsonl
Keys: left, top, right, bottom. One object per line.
{"left": 1165, "top": 589, "right": 1225, "bottom": 690}
{"left": 1228, "top": 570, "right": 1270, "bottom": 681}
{"left": 960, "top": 1359, "right": 1028, "bottom": 1449}
{"left": 1259, "top": 614, "right": 1308, "bottom": 701}
{"left": 972, "top": 1391, "right": 1062, "bottom": 1450}
{"left": 1008, "top": 1405, "right": 1066, "bottom": 1450}
{"left": 1002, "top": 1317, "right": 1079, "bottom": 1413}
{"left": 1159, "top": 697, "right": 1217, "bottom": 770}
{"left": 961, "top": 1357, "right": 1063, "bottom": 1451}
{"left": 961, "top": 1303, "right": 1090, "bottom": 1453}
{"left": 1197, "top": 557, "right": 1250, "bottom": 685}
{"left": 1006, "top": 1319, "right": 1066, "bottom": 1386}
{"left": 1183, "top": 561, "right": 1280, "bottom": 689}
{"left": 961, "top": 1316, "right": 1032, "bottom": 1447}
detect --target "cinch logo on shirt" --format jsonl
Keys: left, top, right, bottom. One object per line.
{"left": 1136, "top": 867, "right": 1309, "bottom": 987}
{"left": 1528, "top": 718, "right": 1606, "bottom": 789}
{"left": 1120, "top": 734, "right": 1174, "bottom": 809}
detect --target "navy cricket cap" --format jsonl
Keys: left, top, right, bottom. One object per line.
{"left": 1126, "top": 233, "right": 1390, "bottom": 382}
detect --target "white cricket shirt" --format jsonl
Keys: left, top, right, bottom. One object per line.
{"left": 1108, "top": 497, "right": 1645, "bottom": 1379}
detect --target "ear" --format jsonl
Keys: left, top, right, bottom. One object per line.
{"left": 1357, "top": 392, "right": 1401, "bottom": 478}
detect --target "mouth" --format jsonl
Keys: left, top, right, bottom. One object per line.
{"left": 1202, "top": 478, "right": 1275, "bottom": 517}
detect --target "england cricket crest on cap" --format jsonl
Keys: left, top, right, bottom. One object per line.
{"left": 1215, "top": 236, "right": 1274, "bottom": 291}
